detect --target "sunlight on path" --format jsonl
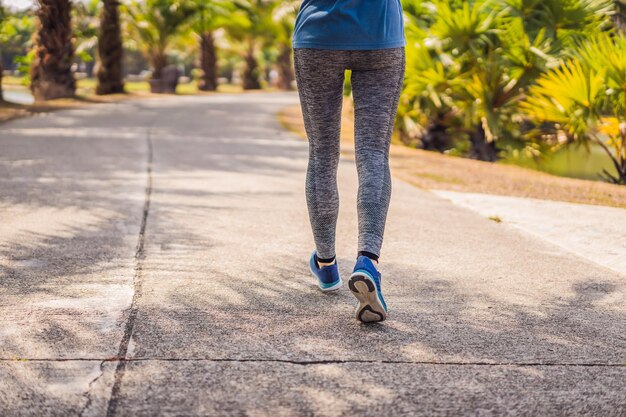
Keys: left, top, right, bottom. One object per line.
{"left": 433, "top": 190, "right": 626, "bottom": 277}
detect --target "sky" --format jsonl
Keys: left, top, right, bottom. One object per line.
{"left": 4, "top": 0, "right": 97, "bottom": 11}
{"left": 4, "top": 0, "right": 34, "bottom": 11}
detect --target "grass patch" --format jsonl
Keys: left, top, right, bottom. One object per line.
{"left": 413, "top": 171, "right": 466, "bottom": 185}
{"left": 3, "top": 75, "right": 248, "bottom": 97}
{"left": 1, "top": 77, "right": 259, "bottom": 125}
{"left": 75, "top": 78, "right": 243, "bottom": 95}
{"left": 501, "top": 143, "right": 616, "bottom": 181}
{"left": 2, "top": 75, "right": 26, "bottom": 86}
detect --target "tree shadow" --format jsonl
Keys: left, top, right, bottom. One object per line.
{"left": 1, "top": 92, "right": 624, "bottom": 416}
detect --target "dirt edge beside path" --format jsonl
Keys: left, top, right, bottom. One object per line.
{"left": 278, "top": 105, "right": 626, "bottom": 209}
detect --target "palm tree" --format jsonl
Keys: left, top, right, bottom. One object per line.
{"left": 226, "top": 0, "right": 278, "bottom": 90}
{"left": 397, "top": 0, "right": 457, "bottom": 151}
{"left": 31, "top": 0, "right": 76, "bottom": 101}
{"left": 189, "top": 0, "right": 230, "bottom": 91}
{"left": 125, "top": 0, "right": 196, "bottom": 92}
{"left": 431, "top": 0, "right": 505, "bottom": 160}
{"left": 270, "top": 0, "right": 298, "bottom": 90}
{"left": 522, "top": 33, "right": 626, "bottom": 184}
{"left": 400, "top": 0, "right": 614, "bottom": 161}
{"left": 398, "top": 38, "right": 459, "bottom": 151}
{"left": 96, "top": 0, "right": 124, "bottom": 94}
{"left": 198, "top": 31, "right": 217, "bottom": 90}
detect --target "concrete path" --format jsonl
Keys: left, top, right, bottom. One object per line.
{"left": 433, "top": 190, "right": 626, "bottom": 276}
{"left": 0, "top": 93, "right": 624, "bottom": 416}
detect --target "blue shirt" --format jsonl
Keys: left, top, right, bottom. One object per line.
{"left": 292, "top": 0, "right": 406, "bottom": 50}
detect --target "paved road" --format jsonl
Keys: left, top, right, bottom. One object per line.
{"left": 0, "top": 93, "right": 624, "bottom": 416}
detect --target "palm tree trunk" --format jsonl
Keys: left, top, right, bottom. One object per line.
{"left": 468, "top": 123, "right": 499, "bottom": 162}
{"left": 96, "top": 0, "right": 124, "bottom": 95}
{"left": 198, "top": 31, "right": 218, "bottom": 91}
{"left": 149, "top": 49, "right": 167, "bottom": 93}
{"left": 599, "top": 157, "right": 626, "bottom": 184}
{"left": 421, "top": 114, "right": 451, "bottom": 152}
{"left": 595, "top": 134, "right": 626, "bottom": 184}
{"left": 276, "top": 43, "right": 293, "bottom": 91}
{"left": 242, "top": 41, "right": 261, "bottom": 90}
{"left": 152, "top": 50, "right": 167, "bottom": 80}
{"left": 31, "top": 0, "right": 76, "bottom": 101}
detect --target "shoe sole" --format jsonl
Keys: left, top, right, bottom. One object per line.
{"left": 309, "top": 263, "right": 343, "bottom": 292}
{"left": 348, "top": 272, "right": 387, "bottom": 323}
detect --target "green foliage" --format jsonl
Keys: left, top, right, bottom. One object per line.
{"left": 271, "top": 0, "right": 299, "bottom": 45}
{"left": 522, "top": 32, "right": 626, "bottom": 183}
{"left": 1, "top": 13, "right": 35, "bottom": 45}
{"left": 430, "top": 0, "right": 500, "bottom": 57}
{"left": 124, "top": 0, "right": 197, "bottom": 60}
{"left": 72, "top": 0, "right": 99, "bottom": 63}
{"left": 399, "top": 0, "right": 626, "bottom": 178}
{"left": 188, "top": 0, "right": 232, "bottom": 34}
{"left": 14, "top": 50, "right": 34, "bottom": 84}
{"left": 226, "top": 0, "right": 278, "bottom": 44}
{"left": 576, "top": 32, "right": 626, "bottom": 114}
{"left": 523, "top": 58, "right": 604, "bottom": 146}
{"left": 1, "top": 7, "right": 36, "bottom": 86}
{"left": 222, "top": 0, "right": 298, "bottom": 89}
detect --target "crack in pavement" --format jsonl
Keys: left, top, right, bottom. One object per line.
{"left": 2, "top": 357, "right": 624, "bottom": 367}
{"left": 103, "top": 127, "right": 154, "bottom": 417}
{"left": 78, "top": 359, "right": 106, "bottom": 417}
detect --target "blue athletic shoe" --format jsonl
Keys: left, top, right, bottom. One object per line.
{"left": 348, "top": 256, "right": 388, "bottom": 322}
{"left": 309, "top": 251, "right": 342, "bottom": 292}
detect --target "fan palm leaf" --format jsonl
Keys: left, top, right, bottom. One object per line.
{"left": 522, "top": 59, "right": 604, "bottom": 139}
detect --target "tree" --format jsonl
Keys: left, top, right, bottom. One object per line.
{"left": 189, "top": 0, "right": 230, "bottom": 91}
{"left": 522, "top": 33, "right": 626, "bottom": 184}
{"left": 125, "top": 0, "right": 196, "bottom": 92}
{"left": 400, "top": 0, "right": 513, "bottom": 159}
{"left": 30, "top": 0, "right": 76, "bottom": 101}
{"left": 399, "top": 0, "right": 614, "bottom": 161}
{"left": 398, "top": 36, "right": 459, "bottom": 151}
{"left": 270, "top": 0, "right": 298, "bottom": 90}
{"left": 96, "top": 0, "right": 124, "bottom": 94}
{"left": 397, "top": 1, "right": 456, "bottom": 151}
{"left": 226, "top": 0, "right": 278, "bottom": 90}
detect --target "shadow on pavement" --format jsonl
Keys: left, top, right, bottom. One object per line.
{"left": 1, "top": 93, "right": 624, "bottom": 416}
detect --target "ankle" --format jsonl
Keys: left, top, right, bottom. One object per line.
{"left": 358, "top": 251, "right": 379, "bottom": 263}
{"left": 315, "top": 254, "right": 336, "bottom": 268}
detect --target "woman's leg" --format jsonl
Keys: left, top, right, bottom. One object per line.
{"left": 349, "top": 48, "right": 406, "bottom": 261}
{"left": 293, "top": 49, "right": 349, "bottom": 260}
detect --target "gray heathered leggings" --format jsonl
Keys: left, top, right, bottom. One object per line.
{"left": 293, "top": 48, "right": 406, "bottom": 260}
